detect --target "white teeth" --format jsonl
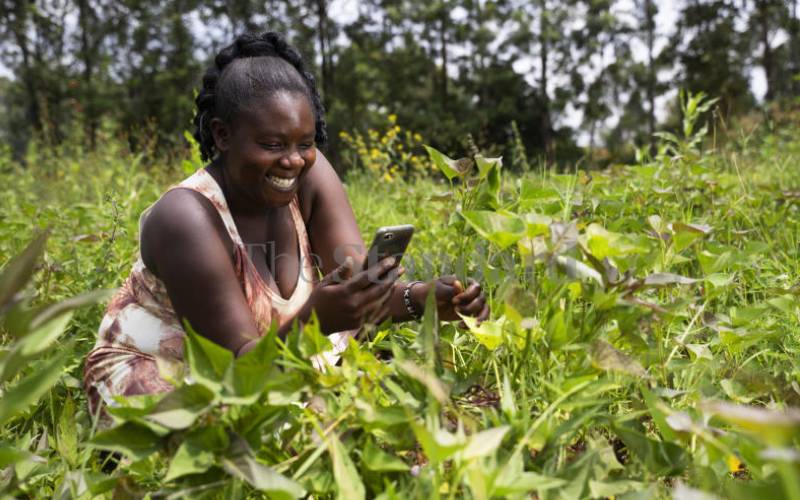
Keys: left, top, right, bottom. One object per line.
{"left": 266, "top": 175, "right": 296, "bottom": 189}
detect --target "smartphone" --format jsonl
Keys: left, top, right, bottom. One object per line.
{"left": 362, "top": 224, "right": 414, "bottom": 271}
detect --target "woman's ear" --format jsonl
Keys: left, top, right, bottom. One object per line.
{"left": 210, "top": 117, "right": 231, "bottom": 153}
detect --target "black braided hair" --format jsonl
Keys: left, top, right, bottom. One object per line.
{"left": 193, "top": 32, "right": 327, "bottom": 162}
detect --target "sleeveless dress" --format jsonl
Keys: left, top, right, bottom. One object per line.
{"left": 84, "top": 168, "right": 351, "bottom": 411}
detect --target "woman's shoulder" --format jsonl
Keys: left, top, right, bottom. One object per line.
{"left": 140, "top": 183, "right": 233, "bottom": 277}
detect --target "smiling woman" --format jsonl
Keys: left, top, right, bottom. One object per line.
{"left": 83, "top": 31, "right": 489, "bottom": 415}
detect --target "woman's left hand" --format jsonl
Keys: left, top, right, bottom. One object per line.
{"left": 417, "top": 276, "right": 490, "bottom": 325}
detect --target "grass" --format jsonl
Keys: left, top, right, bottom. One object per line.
{"left": 2, "top": 95, "right": 800, "bottom": 498}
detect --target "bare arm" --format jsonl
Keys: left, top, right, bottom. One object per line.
{"left": 141, "top": 189, "right": 261, "bottom": 354}
{"left": 301, "top": 152, "right": 420, "bottom": 323}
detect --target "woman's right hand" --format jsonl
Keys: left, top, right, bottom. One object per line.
{"left": 307, "top": 256, "right": 403, "bottom": 334}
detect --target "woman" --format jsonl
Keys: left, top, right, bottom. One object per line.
{"left": 84, "top": 32, "right": 489, "bottom": 412}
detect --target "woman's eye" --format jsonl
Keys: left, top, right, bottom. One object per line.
{"left": 300, "top": 143, "right": 314, "bottom": 150}
{"left": 261, "top": 143, "right": 282, "bottom": 150}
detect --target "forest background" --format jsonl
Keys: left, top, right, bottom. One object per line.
{"left": 1, "top": 0, "right": 798, "bottom": 170}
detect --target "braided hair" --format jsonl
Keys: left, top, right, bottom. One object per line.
{"left": 193, "top": 32, "right": 327, "bottom": 162}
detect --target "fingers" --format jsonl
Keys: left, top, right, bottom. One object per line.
{"left": 452, "top": 278, "right": 480, "bottom": 306}
{"left": 322, "top": 256, "right": 355, "bottom": 285}
{"left": 348, "top": 257, "right": 399, "bottom": 291}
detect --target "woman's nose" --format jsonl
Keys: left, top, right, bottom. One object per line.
{"left": 282, "top": 151, "right": 304, "bottom": 168}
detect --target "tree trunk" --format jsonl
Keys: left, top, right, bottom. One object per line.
{"left": 758, "top": 0, "right": 775, "bottom": 100}
{"left": 645, "top": 0, "right": 656, "bottom": 150}
{"left": 439, "top": 7, "right": 448, "bottom": 102}
{"left": 538, "top": 0, "right": 554, "bottom": 166}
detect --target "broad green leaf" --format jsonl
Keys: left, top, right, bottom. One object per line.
{"left": 474, "top": 163, "right": 502, "bottom": 209}
{"left": 460, "top": 426, "right": 509, "bottom": 460}
{"left": 494, "top": 453, "right": 566, "bottom": 496}
{"left": 227, "top": 326, "right": 279, "bottom": 404}
{"left": 461, "top": 210, "right": 525, "bottom": 249}
{"left": 475, "top": 155, "right": 502, "bottom": 179}
{"left": 0, "top": 349, "right": 69, "bottom": 426}
{"left": 641, "top": 387, "right": 679, "bottom": 442}
{"left": 184, "top": 323, "right": 233, "bottom": 392}
{"left": 523, "top": 213, "right": 552, "bottom": 237}
{"left": 588, "top": 480, "right": 645, "bottom": 497}
{"left": 585, "top": 223, "right": 647, "bottom": 259}
{"left": 670, "top": 222, "right": 711, "bottom": 252}
{"left": 612, "top": 423, "right": 689, "bottom": 476}
{"left": 56, "top": 395, "right": 79, "bottom": 467}
{"left": 362, "top": 439, "right": 408, "bottom": 472}
{"left": 642, "top": 273, "right": 698, "bottom": 287}
{"left": 590, "top": 340, "right": 648, "bottom": 378}
{"left": 396, "top": 360, "right": 449, "bottom": 404}
{"left": 145, "top": 383, "right": 215, "bottom": 430}
{"left": 550, "top": 221, "right": 578, "bottom": 254}
{"left": 424, "top": 145, "right": 461, "bottom": 180}
{"left": 164, "top": 441, "right": 216, "bottom": 481}
{"left": 0, "top": 445, "right": 38, "bottom": 468}
{"left": 0, "top": 311, "right": 73, "bottom": 383}
{"left": 328, "top": 434, "right": 365, "bottom": 500}
{"left": 411, "top": 422, "right": 465, "bottom": 463}
{"left": 0, "top": 231, "right": 48, "bottom": 311}
{"left": 461, "top": 314, "right": 504, "bottom": 350}
{"left": 28, "top": 289, "right": 114, "bottom": 330}
{"left": 500, "top": 371, "right": 517, "bottom": 417}
{"left": 222, "top": 436, "right": 305, "bottom": 499}
{"left": 298, "top": 312, "right": 332, "bottom": 358}
{"left": 90, "top": 422, "right": 162, "bottom": 461}
{"left": 555, "top": 255, "right": 603, "bottom": 286}
{"left": 686, "top": 343, "right": 713, "bottom": 361}
{"left": 702, "top": 401, "right": 800, "bottom": 446}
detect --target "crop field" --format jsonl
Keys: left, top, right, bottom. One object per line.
{"left": 3, "top": 96, "right": 800, "bottom": 498}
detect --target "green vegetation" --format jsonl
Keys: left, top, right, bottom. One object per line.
{"left": 3, "top": 95, "right": 800, "bottom": 498}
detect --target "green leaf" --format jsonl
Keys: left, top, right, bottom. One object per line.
{"left": 362, "top": 439, "right": 409, "bottom": 472}
{"left": 0, "top": 444, "right": 38, "bottom": 468}
{"left": 226, "top": 327, "right": 279, "bottom": 404}
{"left": 0, "top": 311, "right": 73, "bottom": 383}
{"left": 590, "top": 340, "right": 648, "bottom": 378}
{"left": 396, "top": 360, "right": 449, "bottom": 404}
{"left": 164, "top": 440, "right": 216, "bottom": 481}
{"left": 555, "top": 256, "right": 603, "bottom": 286}
{"left": 424, "top": 145, "right": 461, "bottom": 180}
{"left": 56, "top": 395, "right": 79, "bottom": 467}
{"left": 702, "top": 401, "right": 800, "bottom": 446}
{"left": 460, "top": 426, "right": 509, "bottom": 460}
{"left": 612, "top": 423, "right": 689, "bottom": 476}
{"left": 0, "top": 231, "right": 48, "bottom": 312}
{"left": 90, "top": 422, "right": 162, "bottom": 461}
{"left": 585, "top": 224, "right": 647, "bottom": 259}
{"left": 461, "top": 210, "right": 525, "bottom": 249}
{"left": 588, "top": 480, "right": 645, "bottom": 497}
{"left": 298, "top": 312, "right": 333, "bottom": 358}
{"left": 411, "top": 422, "right": 465, "bottom": 463}
{"left": 641, "top": 273, "right": 699, "bottom": 287}
{"left": 328, "top": 434, "right": 365, "bottom": 500}
{"left": 475, "top": 155, "right": 502, "bottom": 179}
{"left": 0, "top": 349, "right": 69, "bottom": 426}
{"left": 145, "top": 383, "right": 215, "bottom": 430}
{"left": 461, "top": 314, "right": 504, "bottom": 350}
{"left": 184, "top": 322, "right": 233, "bottom": 392}
{"left": 222, "top": 436, "right": 305, "bottom": 499}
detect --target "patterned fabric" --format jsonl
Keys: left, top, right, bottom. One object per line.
{"left": 84, "top": 168, "right": 350, "bottom": 413}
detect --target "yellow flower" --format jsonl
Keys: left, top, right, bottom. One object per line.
{"left": 413, "top": 133, "right": 423, "bottom": 142}
{"left": 388, "top": 114, "right": 397, "bottom": 123}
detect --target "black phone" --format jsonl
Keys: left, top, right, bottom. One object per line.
{"left": 362, "top": 224, "right": 414, "bottom": 271}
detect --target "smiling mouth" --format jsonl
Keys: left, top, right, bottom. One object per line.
{"left": 265, "top": 174, "right": 297, "bottom": 191}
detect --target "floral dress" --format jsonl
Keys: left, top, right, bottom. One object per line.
{"left": 84, "top": 168, "right": 350, "bottom": 412}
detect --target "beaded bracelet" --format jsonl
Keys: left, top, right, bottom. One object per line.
{"left": 403, "top": 281, "right": 425, "bottom": 319}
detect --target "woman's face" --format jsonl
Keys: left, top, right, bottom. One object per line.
{"left": 214, "top": 91, "right": 317, "bottom": 210}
